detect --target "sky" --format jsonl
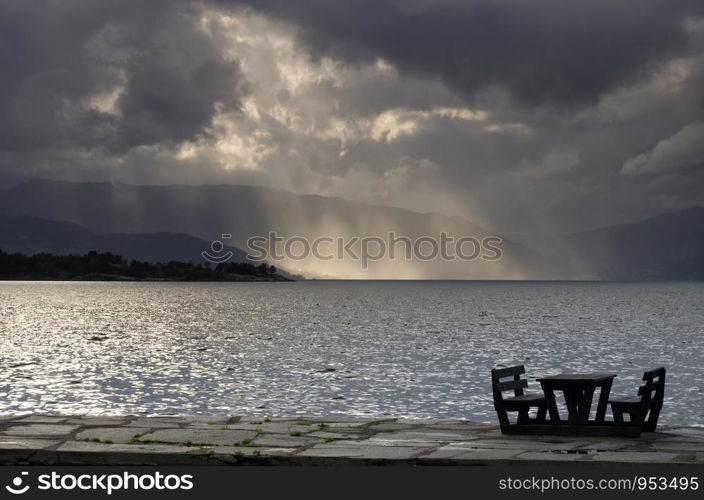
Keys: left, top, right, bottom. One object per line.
{"left": 1, "top": 0, "right": 703, "bottom": 233}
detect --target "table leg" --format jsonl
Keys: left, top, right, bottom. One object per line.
{"left": 595, "top": 379, "right": 613, "bottom": 423}
{"left": 563, "top": 389, "right": 580, "bottom": 425}
{"left": 543, "top": 387, "right": 561, "bottom": 424}
{"left": 578, "top": 386, "right": 595, "bottom": 425}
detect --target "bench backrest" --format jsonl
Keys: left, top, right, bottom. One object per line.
{"left": 491, "top": 365, "right": 528, "bottom": 401}
{"left": 637, "top": 367, "right": 666, "bottom": 405}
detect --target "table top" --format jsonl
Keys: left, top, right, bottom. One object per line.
{"left": 536, "top": 373, "right": 617, "bottom": 383}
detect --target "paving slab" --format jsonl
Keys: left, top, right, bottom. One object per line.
{"left": 3, "top": 424, "right": 80, "bottom": 437}
{"left": 295, "top": 416, "right": 390, "bottom": 424}
{"left": 355, "top": 439, "right": 441, "bottom": 448}
{"left": 237, "top": 416, "right": 298, "bottom": 423}
{"left": 180, "top": 416, "right": 235, "bottom": 425}
{"left": 365, "top": 431, "right": 478, "bottom": 443}
{"left": 308, "top": 431, "right": 364, "bottom": 440}
{"left": 65, "top": 417, "right": 128, "bottom": 426}
{"left": 76, "top": 427, "right": 152, "bottom": 444}
{"left": 252, "top": 434, "right": 323, "bottom": 448}
{"left": 576, "top": 439, "right": 640, "bottom": 451}
{"left": 225, "top": 422, "right": 314, "bottom": 434}
{"left": 297, "top": 444, "right": 432, "bottom": 460}
{"left": 15, "top": 416, "right": 70, "bottom": 424}
{"left": 0, "top": 437, "right": 61, "bottom": 449}
{"left": 396, "top": 419, "right": 466, "bottom": 425}
{"left": 369, "top": 422, "right": 418, "bottom": 432}
{"left": 305, "top": 421, "right": 370, "bottom": 429}
{"left": 125, "top": 418, "right": 185, "bottom": 428}
{"left": 140, "top": 428, "right": 257, "bottom": 446}
{"left": 454, "top": 439, "right": 590, "bottom": 451}
{"left": 422, "top": 422, "right": 495, "bottom": 431}
{"left": 210, "top": 446, "right": 297, "bottom": 458}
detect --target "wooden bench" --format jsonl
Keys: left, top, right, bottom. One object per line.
{"left": 609, "top": 367, "right": 666, "bottom": 432}
{"left": 491, "top": 365, "right": 547, "bottom": 432}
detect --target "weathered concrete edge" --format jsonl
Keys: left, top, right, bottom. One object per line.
{"left": 1, "top": 449, "right": 700, "bottom": 467}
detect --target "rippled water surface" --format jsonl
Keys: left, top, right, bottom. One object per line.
{"left": 1, "top": 281, "right": 702, "bottom": 425}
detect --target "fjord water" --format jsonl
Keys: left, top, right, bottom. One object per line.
{"left": 1, "top": 281, "right": 702, "bottom": 426}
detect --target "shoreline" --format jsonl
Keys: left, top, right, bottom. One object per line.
{"left": 0, "top": 274, "right": 294, "bottom": 282}
{"left": 1, "top": 414, "right": 702, "bottom": 466}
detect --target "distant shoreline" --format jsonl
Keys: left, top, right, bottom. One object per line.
{"left": 0, "top": 250, "right": 294, "bottom": 282}
{"left": 0, "top": 273, "right": 293, "bottom": 282}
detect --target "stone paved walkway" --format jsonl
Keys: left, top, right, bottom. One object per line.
{"left": 1, "top": 415, "right": 703, "bottom": 465}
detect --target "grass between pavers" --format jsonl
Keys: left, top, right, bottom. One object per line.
{"left": 130, "top": 431, "right": 150, "bottom": 442}
{"left": 139, "top": 439, "right": 220, "bottom": 448}
{"left": 83, "top": 438, "right": 114, "bottom": 444}
{"left": 204, "top": 416, "right": 282, "bottom": 426}
{"left": 296, "top": 420, "right": 331, "bottom": 429}
{"left": 287, "top": 421, "right": 368, "bottom": 442}
{"left": 126, "top": 429, "right": 260, "bottom": 448}
{"left": 134, "top": 437, "right": 259, "bottom": 448}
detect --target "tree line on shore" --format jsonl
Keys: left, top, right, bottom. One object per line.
{"left": 0, "top": 249, "right": 279, "bottom": 280}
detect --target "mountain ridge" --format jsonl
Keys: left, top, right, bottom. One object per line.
{"left": 1, "top": 180, "right": 702, "bottom": 280}
{"left": 0, "top": 214, "right": 249, "bottom": 265}
{"left": 0, "top": 179, "right": 553, "bottom": 279}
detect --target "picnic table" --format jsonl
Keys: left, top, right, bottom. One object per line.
{"left": 536, "top": 373, "right": 617, "bottom": 426}
{"left": 491, "top": 366, "right": 654, "bottom": 437}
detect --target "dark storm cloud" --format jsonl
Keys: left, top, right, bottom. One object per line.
{"left": 222, "top": 0, "right": 704, "bottom": 108}
{"left": 0, "top": 0, "right": 702, "bottom": 233}
{"left": 0, "top": 0, "right": 243, "bottom": 158}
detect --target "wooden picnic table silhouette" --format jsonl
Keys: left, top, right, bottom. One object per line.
{"left": 491, "top": 365, "right": 665, "bottom": 437}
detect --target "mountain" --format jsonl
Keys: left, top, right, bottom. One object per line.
{"left": 562, "top": 207, "right": 704, "bottom": 280}
{"left": 0, "top": 180, "right": 554, "bottom": 279}
{"left": 0, "top": 215, "right": 249, "bottom": 264}
{"left": 511, "top": 207, "right": 704, "bottom": 280}
{"left": 1, "top": 181, "right": 701, "bottom": 280}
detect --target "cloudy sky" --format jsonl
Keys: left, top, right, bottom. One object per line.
{"left": 1, "top": 0, "right": 703, "bottom": 233}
